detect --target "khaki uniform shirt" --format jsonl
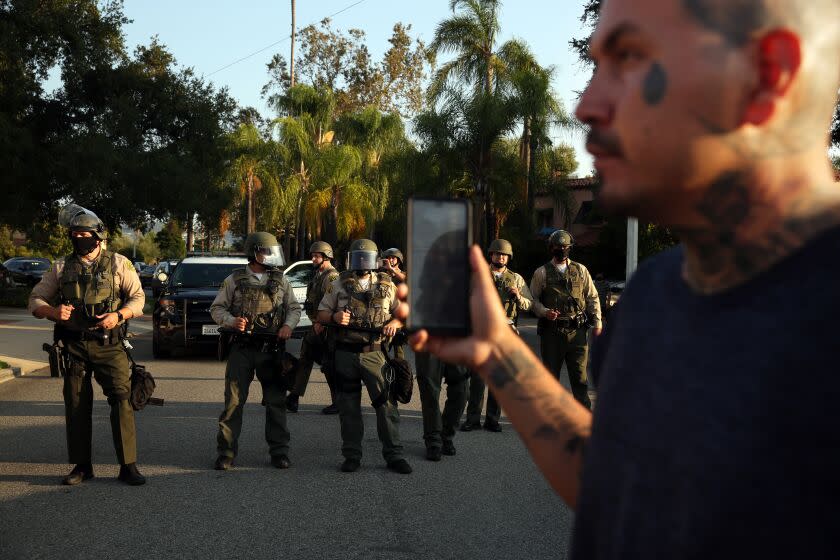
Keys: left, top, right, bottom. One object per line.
{"left": 210, "top": 265, "right": 301, "bottom": 330}
{"left": 491, "top": 267, "right": 535, "bottom": 319}
{"left": 307, "top": 264, "right": 339, "bottom": 321}
{"left": 28, "top": 251, "right": 145, "bottom": 319}
{"left": 318, "top": 273, "right": 399, "bottom": 316}
{"left": 529, "top": 259, "right": 602, "bottom": 329}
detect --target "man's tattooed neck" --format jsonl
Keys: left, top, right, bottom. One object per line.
{"left": 678, "top": 170, "right": 840, "bottom": 294}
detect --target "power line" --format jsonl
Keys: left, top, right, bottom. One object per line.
{"left": 207, "top": 0, "right": 368, "bottom": 77}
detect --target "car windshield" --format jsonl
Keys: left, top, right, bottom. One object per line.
{"left": 284, "top": 264, "right": 314, "bottom": 287}
{"left": 170, "top": 262, "right": 242, "bottom": 288}
{"left": 24, "top": 260, "right": 50, "bottom": 271}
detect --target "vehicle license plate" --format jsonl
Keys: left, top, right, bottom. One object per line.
{"left": 202, "top": 324, "right": 220, "bottom": 336}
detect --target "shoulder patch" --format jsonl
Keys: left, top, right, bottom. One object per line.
{"left": 326, "top": 283, "right": 334, "bottom": 294}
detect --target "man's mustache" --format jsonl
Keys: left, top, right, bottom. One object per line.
{"left": 586, "top": 129, "right": 625, "bottom": 158}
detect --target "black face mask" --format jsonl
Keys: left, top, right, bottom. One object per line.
{"left": 491, "top": 261, "right": 505, "bottom": 270}
{"left": 72, "top": 236, "right": 99, "bottom": 256}
{"left": 552, "top": 247, "right": 570, "bottom": 260}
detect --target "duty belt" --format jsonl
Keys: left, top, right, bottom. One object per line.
{"left": 335, "top": 341, "right": 383, "bottom": 354}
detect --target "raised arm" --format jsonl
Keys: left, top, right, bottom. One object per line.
{"left": 401, "top": 246, "right": 592, "bottom": 508}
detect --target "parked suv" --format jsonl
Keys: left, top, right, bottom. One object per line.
{"left": 2, "top": 257, "right": 51, "bottom": 287}
{"left": 152, "top": 256, "right": 246, "bottom": 358}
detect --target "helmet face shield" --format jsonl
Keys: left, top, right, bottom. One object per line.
{"left": 349, "top": 250, "right": 378, "bottom": 271}
{"left": 254, "top": 245, "right": 285, "bottom": 268}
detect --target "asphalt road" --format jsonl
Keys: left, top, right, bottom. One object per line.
{"left": 0, "top": 306, "right": 576, "bottom": 560}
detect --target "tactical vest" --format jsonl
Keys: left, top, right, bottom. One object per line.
{"left": 540, "top": 261, "right": 586, "bottom": 318}
{"left": 59, "top": 251, "right": 121, "bottom": 332}
{"left": 305, "top": 265, "right": 338, "bottom": 321}
{"left": 335, "top": 271, "right": 393, "bottom": 344}
{"left": 492, "top": 268, "right": 520, "bottom": 321}
{"left": 229, "top": 268, "right": 288, "bottom": 335}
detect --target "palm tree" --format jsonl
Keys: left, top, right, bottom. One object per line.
{"left": 272, "top": 84, "right": 336, "bottom": 257}
{"left": 225, "top": 122, "right": 277, "bottom": 234}
{"left": 427, "top": 0, "right": 545, "bottom": 246}
{"left": 334, "top": 107, "right": 407, "bottom": 235}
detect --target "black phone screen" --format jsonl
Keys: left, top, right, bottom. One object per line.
{"left": 406, "top": 197, "right": 472, "bottom": 335}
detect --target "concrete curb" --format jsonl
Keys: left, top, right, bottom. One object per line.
{"left": 0, "top": 355, "right": 49, "bottom": 379}
{"left": 0, "top": 366, "right": 21, "bottom": 384}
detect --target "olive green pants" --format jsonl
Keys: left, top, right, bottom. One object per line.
{"left": 63, "top": 339, "right": 136, "bottom": 465}
{"left": 334, "top": 349, "right": 403, "bottom": 463}
{"left": 291, "top": 326, "right": 336, "bottom": 398}
{"left": 415, "top": 352, "right": 468, "bottom": 449}
{"left": 464, "top": 371, "right": 501, "bottom": 425}
{"left": 539, "top": 328, "right": 591, "bottom": 409}
{"left": 217, "top": 343, "right": 290, "bottom": 459}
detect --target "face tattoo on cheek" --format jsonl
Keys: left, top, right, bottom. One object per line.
{"left": 642, "top": 62, "right": 668, "bottom": 106}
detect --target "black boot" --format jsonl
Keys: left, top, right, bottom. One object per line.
{"left": 214, "top": 455, "right": 233, "bottom": 470}
{"left": 286, "top": 393, "right": 299, "bottom": 413}
{"left": 321, "top": 403, "right": 339, "bottom": 415}
{"left": 62, "top": 463, "right": 94, "bottom": 486}
{"left": 271, "top": 455, "right": 291, "bottom": 469}
{"left": 117, "top": 463, "right": 146, "bottom": 486}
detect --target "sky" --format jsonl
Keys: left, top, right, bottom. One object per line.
{"left": 118, "top": 0, "right": 596, "bottom": 176}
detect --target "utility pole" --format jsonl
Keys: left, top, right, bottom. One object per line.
{"left": 290, "top": 0, "right": 296, "bottom": 88}
{"left": 626, "top": 217, "right": 639, "bottom": 281}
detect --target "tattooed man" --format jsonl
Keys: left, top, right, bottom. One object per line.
{"left": 401, "top": 0, "right": 840, "bottom": 558}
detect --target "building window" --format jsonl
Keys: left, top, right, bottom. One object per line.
{"left": 535, "top": 208, "right": 554, "bottom": 228}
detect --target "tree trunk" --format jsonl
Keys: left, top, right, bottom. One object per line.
{"left": 290, "top": 0, "right": 296, "bottom": 88}
{"left": 246, "top": 172, "right": 255, "bottom": 234}
{"left": 186, "top": 212, "right": 195, "bottom": 251}
{"left": 520, "top": 116, "right": 531, "bottom": 204}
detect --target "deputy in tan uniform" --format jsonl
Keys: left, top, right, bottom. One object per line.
{"left": 462, "top": 239, "right": 534, "bottom": 432}
{"left": 529, "top": 230, "right": 601, "bottom": 409}
{"left": 286, "top": 241, "right": 340, "bottom": 414}
{"left": 29, "top": 204, "right": 146, "bottom": 486}
{"left": 210, "top": 232, "right": 301, "bottom": 470}
{"left": 317, "top": 239, "right": 411, "bottom": 474}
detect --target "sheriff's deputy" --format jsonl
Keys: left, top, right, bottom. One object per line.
{"left": 29, "top": 204, "right": 146, "bottom": 486}
{"left": 210, "top": 232, "right": 301, "bottom": 470}
{"left": 287, "top": 241, "right": 340, "bottom": 414}
{"left": 529, "top": 230, "right": 601, "bottom": 409}
{"left": 317, "top": 239, "right": 411, "bottom": 474}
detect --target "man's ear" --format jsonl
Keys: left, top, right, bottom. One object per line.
{"left": 742, "top": 29, "right": 802, "bottom": 126}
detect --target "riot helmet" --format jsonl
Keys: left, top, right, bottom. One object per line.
{"left": 244, "top": 232, "right": 285, "bottom": 269}
{"left": 548, "top": 230, "right": 574, "bottom": 261}
{"left": 347, "top": 239, "right": 379, "bottom": 271}
{"left": 309, "top": 241, "right": 334, "bottom": 260}
{"left": 59, "top": 204, "right": 106, "bottom": 240}
{"left": 381, "top": 248, "right": 404, "bottom": 266}
{"left": 488, "top": 239, "right": 513, "bottom": 258}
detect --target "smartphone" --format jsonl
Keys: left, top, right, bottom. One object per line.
{"left": 406, "top": 197, "right": 473, "bottom": 336}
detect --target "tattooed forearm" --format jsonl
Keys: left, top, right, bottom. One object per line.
{"left": 487, "top": 347, "right": 589, "bottom": 450}
{"left": 487, "top": 348, "right": 533, "bottom": 389}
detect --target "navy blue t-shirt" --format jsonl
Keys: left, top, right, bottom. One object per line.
{"left": 572, "top": 227, "right": 840, "bottom": 559}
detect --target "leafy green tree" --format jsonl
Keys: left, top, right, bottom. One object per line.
{"left": 263, "top": 19, "right": 427, "bottom": 117}
{"left": 427, "top": 0, "right": 574, "bottom": 245}
{"left": 334, "top": 107, "right": 408, "bottom": 235}
{"left": 0, "top": 3, "right": 237, "bottom": 237}
{"left": 155, "top": 221, "right": 186, "bottom": 259}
